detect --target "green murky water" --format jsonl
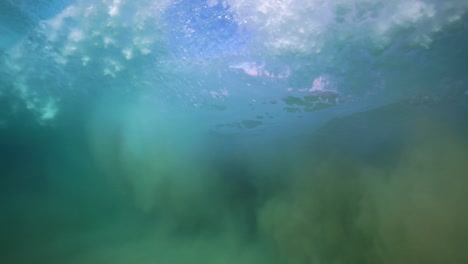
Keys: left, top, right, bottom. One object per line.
{"left": 1, "top": 1, "right": 468, "bottom": 263}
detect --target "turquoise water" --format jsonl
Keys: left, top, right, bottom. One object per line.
{"left": 1, "top": 1, "right": 468, "bottom": 263}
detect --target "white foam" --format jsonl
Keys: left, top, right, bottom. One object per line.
{"left": 122, "top": 48, "right": 133, "bottom": 60}
{"left": 207, "top": 0, "right": 219, "bottom": 8}
{"left": 40, "top": 99, "right": 59, "bottom": 121}
{"left": 68, "top": 28, "right": 84, "bottom": 42}
{"left": 228, "top": 0, "right": 468, "bottom": 52}
{"left": 108, "top": 0, "right": 121, "bottom": 17}
{"left": 82, "top": 56, "right": 91, "bottom": 66}
{"left": 2, "top": 0, "right": 467, "bottom": 124}
{"left": 12, "top": 77, "right": 60, "bottom": 123}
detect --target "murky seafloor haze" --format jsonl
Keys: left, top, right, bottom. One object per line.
{"left": 1, "top": 1, "right": 468, "bottom": 263}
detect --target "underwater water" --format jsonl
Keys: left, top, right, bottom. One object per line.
{"left": 1, "top": 0, "right": 468, "bottom": 263}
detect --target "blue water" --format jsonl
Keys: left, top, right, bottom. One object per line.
{"left": 1, "top": 1, "right": 468, "bottom": 263}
